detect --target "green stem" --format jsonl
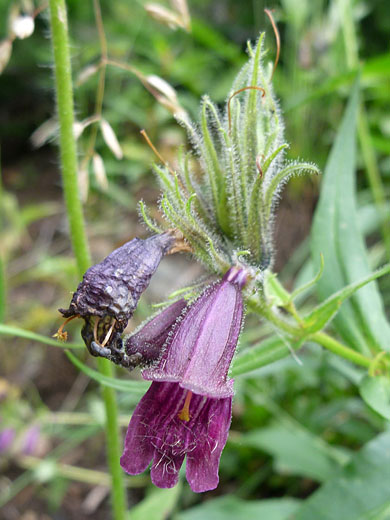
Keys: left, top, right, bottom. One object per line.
{"left": 0, "top": 323, "right": 83, "bottom": 349}
{"left": 48, "top": 2, "right": 127, "bottom": 518}
{"left": 248, "top": 296, "right": 301, "bottom": 336}
{"left": 310, "top": 331, "right": 371, "bottom": 369}
{"left": 0, "top": 471, "right": 36, "bottom": 509}
{"left": 49, "top": 0, "right": 90, "bottom": 277}
{"left": 97, "top": 358, "right": 129, "bottom": 511}
{"left": 43, "top": 411, "right": 131, "bottom": 426}
{"left": 17, "top": 455, "right": 147, "bottom": 488}
{"left": 249, "top": 295, "right": 372, "bottom": 369}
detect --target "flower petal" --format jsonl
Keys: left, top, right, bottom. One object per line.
{"left": 181, "top": 282, "right": 242, "bottom": 397}
{"left": 151, "top": 451, "right": 185, "bottom": 489}
{"left": 121, "top": 382, "right": 185, "bottom": 476}
{"left": 120, "top": 384, "right": 156, "bottom": 474}
{"left": 125, "top": 299, "right": 187, "bottom": 365}
{"left": 144, "top": 278, "right": 243, "bottom": 398}
{"left": 143, "top": 285, "right": 215, "bottom": 382}
{"left": 186, "top": 396, "right": 232, "bottom": 492}
{"left": 121, "top": 380, "right": 233, "bottom": 492}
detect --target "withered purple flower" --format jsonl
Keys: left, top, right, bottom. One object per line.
{"left": 121, "top": 267, "right": 246, "bottom": 492}
{"left": 57, "top": 233, "right": 174, "bottom": 362}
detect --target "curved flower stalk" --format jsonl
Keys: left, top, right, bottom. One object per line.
{"left": 120, "top": 267, "right": 246, "bottom": 492}
{"left": 141, "top": 33, "right": 320, "bottom": 275}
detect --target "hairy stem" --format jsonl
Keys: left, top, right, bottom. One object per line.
{"left": 310, "top": 331, "right": 371, "bottom": 369}
{"left": 49, "top": 1, "right": 127, "bottom": 518}
{"left": 17, "top": 455, "right": 146, "bottom": 488}
{"left": 49, "top": 0, "right": 90, "bottom": 276}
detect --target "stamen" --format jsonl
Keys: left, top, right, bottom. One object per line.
{"left": 101, "top": 319, "right": 116, "bottom": 347}
{"left": 93, "top": 317, "right": 100, "bottom": 344}
{"left": 178, "top": 390, "right": 193, "bottom": 422}
{"left": 53, "top": 315, "right": 79, "bottom": 342}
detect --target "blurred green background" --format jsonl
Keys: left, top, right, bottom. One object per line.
{"left": 1, "top": 0, "right": 389, "bottom": 518}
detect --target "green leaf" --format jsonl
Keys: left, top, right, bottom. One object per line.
{"left": 0, "top": 323, "right": 83, "bottom": 349}
{"left": 310, "top": 80, "right": 390, "bottom": 354}
{"left": 303, "top": 264, "right": 390, "bottom": 334}
{"left": 238, "top": 421, "right": 344, "bottom": 482}
{"left": 359, "top": 375, "right": 390, "bottom": 420}
{"left": 129, "top": 484, "right": 182, "bottom": 520}
{"left": 264, "top": 162, "right": 320, "bottom": 222}
{"left": 20, "top": 202, "right": 61, "bottom": 226}
{"left": 293, "top": 432, "right": 390, "bottom": 520}
{"left": 231, "top": 336, "right": 301, "bottom": 377}
{"left": 174, "top": 496, "right": 300, "bottom": 520}
{"left": 65, "top": 351, "right": 149, "bottom": 395}
{"left": 291, "top": 253, "right": 324, "bottom": 301}
{"left": 200, "top": 98, "right": 229, "bottom": 234}
{"left": 357, "top": 500, "right": 390, "bottom": 520}
{"left": 287, "top": 54, "right": 390, "bottom": 111}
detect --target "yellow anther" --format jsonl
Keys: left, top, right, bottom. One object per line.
{"left": 53, "top": 315, "right": 79, "bottom": 342}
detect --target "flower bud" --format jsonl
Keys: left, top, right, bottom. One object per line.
{"left": 125, "top": 298, "right": 187, "bottom": 367}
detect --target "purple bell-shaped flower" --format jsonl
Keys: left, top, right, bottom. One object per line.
{"left": 121, "top": 267, "right": 247, "bottom": 492}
